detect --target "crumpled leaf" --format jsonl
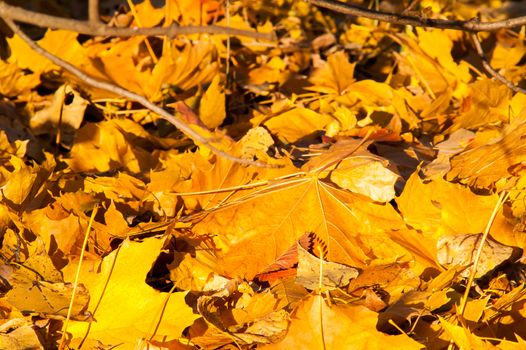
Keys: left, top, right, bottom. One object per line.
{"left": 0, "top": 321, "right": 43, "bottom": 350}
{"left": 295, "top": 241, "right": 359, "bottom": 290}
{"left": 196, "top": 281, "right": 289, "bottom": 346}
{"left": 436, "top": 234, "right": 520, "bottom": 278}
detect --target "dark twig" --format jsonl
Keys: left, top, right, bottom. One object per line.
{"left": 3, "top": 18, "right": 276, "bottom": 167}
{"left": 88, "top": 0, "right": 99, "bottom": 25}
{"left": 0, "top": 1, "right": 274, "bottom": 40}
{"left": 307, "top": 0, "right": 526, "bottom": 32}
{"left": 470, "top": 33, "right": 526, "bottom": 94}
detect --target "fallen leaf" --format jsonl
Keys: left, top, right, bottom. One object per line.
{"left": 66, "top": 237, "right": 199, "bottom": 347}
{"left": 199, "top": 75, "right": 226, "bottom": 129}
{"left": 264, "top": 294, "right": 423, "bottom": 349}
{"left": 192, "top": 175, "right": 412, "bottom": 279}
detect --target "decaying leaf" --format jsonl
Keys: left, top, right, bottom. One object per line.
{"left": 436, "top": 234, "right": 520, "bottom": 278}
{"left": 295, "top": 241, "right": 359, "bottom": 290}
{"left": 196, "top": 281, "right": 289, "bottom": 346}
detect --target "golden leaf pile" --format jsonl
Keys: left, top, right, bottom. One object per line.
{"left": 3, "top": 0, "right": 526, "bottom": 349}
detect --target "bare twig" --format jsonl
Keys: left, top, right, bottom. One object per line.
{"left": 4, "top": 18, "right": 275, "bottom": 168}
{"left": 88, "top": 0, "right": 99, "bottom": 25}
{"left": 307, "top": 0, "right": 526, "bottom": 32}
{"left": 0, "top": 1, "right": 274, "bottom": 40}
{"left": 470, "top": 33, "right": 526, "bottom": 94}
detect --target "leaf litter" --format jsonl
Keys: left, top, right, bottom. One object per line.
{"left": 2, "top": 0, "right": 526, "bottom": 349}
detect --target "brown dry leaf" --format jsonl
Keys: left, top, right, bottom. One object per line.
{"left": 436, "top": 234, "right": 519, "bottom": 278}
{"left": 192, "top": 174, "right": 416, "bottom": 279}
{"left": 2, "top": 234, "right": 90, "bottom": 320}
{"left": 295, "top": 242, "right": 359, "bottom": 290}
{"left": 66, "top": 237, "right": 199, "bottom": 347}
{"left": 377, "top": 291, "right": 434, "bottom": 331}
{"left": 264, "top": 294, "right": 423, "bottom": 349}
{"left": 0, "top": 322, "right": 43, "bottom": 350}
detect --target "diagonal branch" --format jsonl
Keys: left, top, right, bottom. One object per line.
{"left": 3, "top": 18, "right": 275, "bottom": 168}
{"left": 470, "top": 33, "right": 526, "bottom": 94}
{"left": 307, "top": 0, "right": 526, "bottom": 32}
{"left": 0, "top": 1, "right": 274, "bottom": 40}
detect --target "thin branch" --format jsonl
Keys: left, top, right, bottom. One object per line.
{"left": 0, "top": 1, "right": 274, "bottom": 40}
{"left": 307, "top": 0, "right": 526, "bottom": 32}
{"left": 4, "top": 18, "right": 275, "bottom": 168}
{"left": 88, "top": 0, "right": 99, "bottom": 25}
{"left": 470, "top": 33, "right": 526, "bottom": 94}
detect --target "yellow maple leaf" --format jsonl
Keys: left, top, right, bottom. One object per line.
{"left": 66, "top": 237, "right": 198, "bottom": 347}
{"left": 264, "top": 294, "right": 423, "bottom": 349}
{"left": 308, "top": 51, "right": 356, "bottom": 95}
{"left": 192, "top": 175, "right": 413, "bottom": 279}
{"left": 264, "top": 107, "right": 334, "bottom": 144}
{"left": 199, "top": 75, "right": 226, "bottom": 129}
{"left": 397, "top": 171, "right": 500, "bottom": 239}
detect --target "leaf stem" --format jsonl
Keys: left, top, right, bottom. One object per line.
{"left": 59, "top": 204, "right": 99, "bottom": 350}
{"left": 458, "top": 190, "right": 509, "bottom": 316}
